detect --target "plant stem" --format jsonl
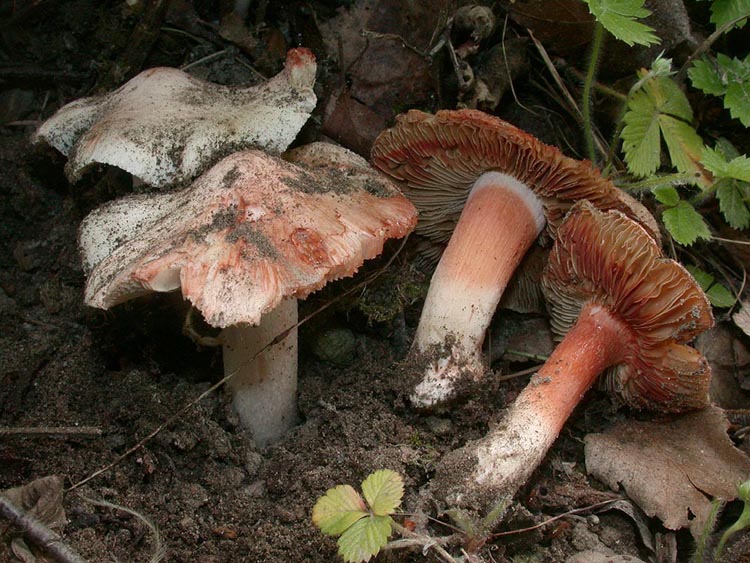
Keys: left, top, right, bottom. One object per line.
{"left": 715, "top": 494, "right": 750, "bottom": 560}
{"left": 582, "top": 22, "right": 605, "bottom": 164}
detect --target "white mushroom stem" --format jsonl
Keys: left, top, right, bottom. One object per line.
{"left": 434, "top": 304, "right": 629, "bottom": 516}
{"left": 222, "top": 298, "right": 298, "bottom": 448}
{"left": 411, "top": 171, "right": 545, "bottom": 408}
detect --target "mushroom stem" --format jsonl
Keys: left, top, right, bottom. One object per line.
{"left": 222, "top": 298, "right": 298, "bottom": 447}
{"left": 411, "top": 171, "right": 545, "bottom": 408}
{"left": 434, "top": 303, "right": 629, "bottom": 516}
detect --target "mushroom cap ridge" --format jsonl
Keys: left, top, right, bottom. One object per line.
{"left": 542, "top": 202, "right": 713, "bottom": 412}
{"left": 371, "top": 109, "right": 660, "bottom": 245}
{"left": 35, "top": 48, "right": 318, "bottom": 188}
{"left": 81, "top": 144, "right": 417, "bottom": 328}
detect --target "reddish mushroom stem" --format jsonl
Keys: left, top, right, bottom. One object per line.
{"left": 412, "top": 171, "right": 545, "bottom": 407}
{"left": 434, "top": 303, "right": 630, "bottom": 514}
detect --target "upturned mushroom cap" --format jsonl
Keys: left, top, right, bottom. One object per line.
{"left": 34, "top": 48, "right": 317, "bottom": 188}
{"left": 371, "top": 109, "right": 660, "bottom": 245}
{"left": 542, "top": 202, "right": 714, "bottom": 412}
{"left": 80, "top": 143, "right": 417, "bottom": 327}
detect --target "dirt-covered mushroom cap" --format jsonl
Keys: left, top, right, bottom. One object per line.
{"left": 34, "top": 48, "right": 317, "bottom": 188}
{"left": 542, "top": 201, "right": 713, "bottom": 411}
{"left": 80, "top": 143, "right": 417, "bottom": 327}
{"left": 371, "top": 108, "right": 660, "bottom": 244}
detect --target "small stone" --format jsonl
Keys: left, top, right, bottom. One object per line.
{"left": 309, "top": 326, "right": 357, "bottom": 366}
{"left": 425, "top": 416, "right": 453, "bottom": 436}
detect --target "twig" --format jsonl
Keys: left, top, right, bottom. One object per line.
{"left": 388, "top": 522, "right": 458, "bottom": 563}
{"left": 676, "top": 14, "right": 750, "bottom": 82}
{"left": 0, "top": 495, "right": 88, "bottom": 563}
{"left": 0, "top": 426, "right": 102, "bottom": 437}
{"left": 712, "top": 235, "right": 750, "bottom": 246}
{"left": 67, "top": 238, "right": 410, "bottom": 491}
{"left": 495, "top": 364, "right": 541, "bottom": 382}
{"left": 526, "top": 29, "right": 608, "bottom": 159}
{"left": 490, "top": 499, "right": 620, "bottom": 537}
{"left": 180, "top": 49, "right": 230, "bottom": 71}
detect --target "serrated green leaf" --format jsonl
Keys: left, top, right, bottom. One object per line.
{"left": 685, "top": 266, "right": 736, "bottom": 308}
{"left": 312, "top": 484, "right": 368, "bottom": 536}
{"left": 716, "top": 179, "right": 750, "bottom": 229}
{"left": 725, "top": 82, "right": 750, "bottom": 126}
{"left": 707, "top": 284, "right": 736, "bottom": 308}
{"left": 662, "top": 201, "right": 711, "bottom": 245}
{"left": 337, "top": 515, "right": 393, "bottom": 563}
{"left": 622, "top": 72, "right": 709, "bottom": 186}
{"left": 710, "top": 0, "right": 750, "bottom": 29}
{"left": 685, "top": 265, "right": 713, "bottom": 289}
{"left": 361, "top": 469, "right": 404, "bottom": 516}
{"left": 689, "top": 54, "right": 750, "bottom": 127}
{"left": 703, "top": 145, "right": 750, "bottom": 183}
{"left": 689, "top": 58, "right": 726, "bottom": 96}
{"left": 583, "top": 0, "right": 659, "bottom": 46}
{"left": 652, "top": 185, "right": 680, "bottom": 206}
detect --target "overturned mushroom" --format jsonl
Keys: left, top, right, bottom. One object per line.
{"left": 431, "top": 202, "right": 713, "bottom": 519}
{"left": 371, "top": 109, "right": 659, "bottom": 409}
{"left": 34, "top": 48, "right": 317, "bottom": 188}
{"left": 80, "top": 143, "right": 417, "bottom": 446}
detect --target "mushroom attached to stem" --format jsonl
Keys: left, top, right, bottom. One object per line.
{"left": 34, "top": 48, "right": 317, "bottom": 188}
{"left": 431, "top": 202, "right": 713, "bottom": 520}
{"left": 371, "top": 109, "right": 660, "bottom": 409}
{"left": 79, "top": 144, "right": 417, "bottom": 446}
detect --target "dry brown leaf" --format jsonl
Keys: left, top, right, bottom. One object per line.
{"left": 584, "top": 405, "right": 750, "bottom": 537}
{"left": 2, "top": 475, "right": 66, "bottom": 563}
{"left": 734, "top": 303, "right": 750, "bottom": 339}
{"left": 696, "top": 324, "right": 750, "bottom": 409}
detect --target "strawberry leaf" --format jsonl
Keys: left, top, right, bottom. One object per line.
{"left": 361, "top": 469, "right": 404, "bottom": 517}
{"left": 662, "top": 201, "right": 711, "bottom": 245}
{"left": 583, "top": 0, "right": 659, "bottom": 46}
{"left": 312, "top": 485, "right": 368, "bottom": 536}
{"left": 337, "top": 515, "right": 393, "bottom": 563}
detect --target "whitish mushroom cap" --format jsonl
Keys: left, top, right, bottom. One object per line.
{"left": 34, "top": 48, "right": 317, "bottom": 188}
{"left": 371, "top": 109, "right": 660, "bottom": 245}
{"left": 542, "top": 202, "right": 713, "bottom": 412}
{"left": 80, "top": 143, "right": 417, "bottom": 328}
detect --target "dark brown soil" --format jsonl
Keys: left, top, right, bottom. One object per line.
{"left": 1, "top": 2, "right": 749, "bottom": 563}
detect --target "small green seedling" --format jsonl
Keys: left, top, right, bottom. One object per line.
{"left": 715, "top": 478, "right": 750, "bottom": 559}
{"left": 312, "top": 469, "right": 404, "bottom": 563}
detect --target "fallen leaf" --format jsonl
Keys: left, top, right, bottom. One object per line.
{"left": 318, "top": 0, "right": 442, "bottom": 118}
{"left": 695, "top": 324, "right": 750, "bottom": 409}
{"left": 734, "top": 302, "right": 750, "bottom": 338}
{"left": 584, "top": 405, "right": 750, "bottom": 537}
{"left": 2, "top": 475, "right": 66, "bottom": 563}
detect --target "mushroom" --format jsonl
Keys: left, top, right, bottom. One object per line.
{"left": 431, "top": 202, "right": 713, "bottom": 519}
{"left": 371, "top": 108, "right": 660, "bottom": 409}
{"left": 33, "top": 48, "right": 317, "bottom": 188}
{"left": 79, "top": 143, "right": 417, "bottom": 446}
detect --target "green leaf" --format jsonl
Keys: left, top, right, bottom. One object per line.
{"left": 621, "top": 71, "right": 708, "bottom": 186}
{"left": 689, "top": 58, "right": 726, "bottom": 96}
{"left": 312, "top": 484, "right": 368, "bottom": 536}
{"left": 337, "top": 515, "right": 393, "bottom": 563}
{"left": 725, "top": 82, "right": 750, "bottom": 126}
{"left": 689, "top": 54, "right": 750, "bottom": 127}
{"left": 716, "top": 179, "right": 750, "bottom": 229}
{"left": 707, "top": 284, "right": 736, "bottom": 308}
{"left": 685, "top": 265, "right": 736, "bottom": 308}
{"left": 662, "top": 201, "right": 711, "bottom": 245}
{"left": 709, "top": 0, "right": 750, "bottom": 29}
{"left": 652, "top": 185, "right": 680, "bottom": 206}
{"left": 361, "top": 469, "right": 404, "bottom": 517}
{"left": 583, "top": 0, "right": 659, "bottom": 46}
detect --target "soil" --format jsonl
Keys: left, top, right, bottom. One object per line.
{"left": 1, "top": 2, "right": 749, "bottom": 563}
